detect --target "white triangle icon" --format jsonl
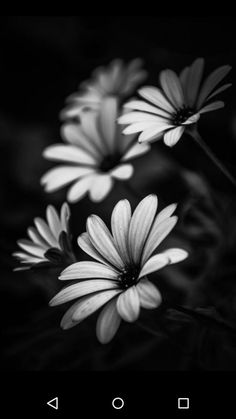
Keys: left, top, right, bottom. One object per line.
{"left": 47, "top": 397, "right": 58, "bottom": 410}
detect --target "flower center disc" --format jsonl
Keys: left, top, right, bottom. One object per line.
{"left": 119, "top": 266, "right": 139, "bottom": 289}
{"left": 173, "top": 107, "right": 194, "bottom": 125}
{"left": 100, "top": 153, "right": 121, "bottom": 172}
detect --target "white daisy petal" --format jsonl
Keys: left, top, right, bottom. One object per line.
{"left": 123, "top": 71, "right": 148, "bottom": 95}
{"left": 96, "top": 62, "right": 117, "bottom": 91}
{"left": 17, "top": 240, "right": 46, "bottom": 258}
{"left": 138, "top": 125, "right": 171, "bottom": 143}
{"left": 129, "top": 194, "right": 158, "bottom": 265}
{"left": 119, "top": 111, "right": 169, "bottom": 125}
{"left": 154, "top": 203, "right": 177, "bottom": 224}
{"left": 27, "top": 227, "right": 48, "bottom": 248}
{"left": 60, "top": 102, "right": 93, "bottom": 120}
{"left": 126, "top": 57, "right": 143, "bottom": 71}
{"left": 111, "top": 199, "right": 132, "bottom": 264}
{"left": 14, "top": 266, "right": 31, "bottom": 272}
{"left": 138, "top": 86, "right": 175, "bottom": 113}
{"left": 122, "top": 142, "right": 150, "bottom": 162}
{"left": 78, "top": 233, "right": 114, "bottom": 267}
{"left": 15, "top": 202, "right": 72, "bottom": 269}
{"left": 60, "top": 202, "right": 70, "bottom": 233}
{"left": 159, "top": 70, "right": 184, "bottom": 108}
{"left": 185, "top": 58, "right": 204, "bottom": 107}
{"left": 197, "top": 65, "right": 231, "bottom": 108}
{"left": 61, "top": 123, "right": 102, "bottom": 159}
{"left": 206, "top": 83, "right": 232, "bottom": 101}
{"left": 161, "top": 248, "right": 188, "bottom": 264}
{"left": 67, "top": 175, "right": 95, "bottom": 203}
{"left": 13, "top": 251, "right": 43, "bottom": 263}
{"left": 110, "top": 164, "right": 133, "bottom": 180}
{"left": 199, "top": 101, "right": 225, "bottom": 114}
{"left": 63, "top": 90, "right": 101, "bottom": 109}
{"left": 141, "top": 216, "right": 178, "bottom": 264}
{"left": 43, "top": 144, "right": 97, "bottom": 165}
{"left": 125, "top": 57, "right": 146, "bottom": 79}
{"left": 137, "top": 279, "right": 162, "bottom": 309}
{"left": 123, "top": 122, "right": 166, "bottom": 136}
{"left": 96, "top": 299, "right": 121, "bottom": 344}
{"left": 89, "top": 174, "right": 113, "bottom": 202}
{"left": 139, "top": 253, "right": 169, "bottom": 278}
{"left": 118, "top": 128, "right": 137, "bottom": 153}
{"left": 124, "top": 100, "right": 171, "bottom": 118}
{"left": 46, "top": 205, "right": 61, "bottom": 240}
{"left": 34, "top": 217, "right": 58, "bottom": 247}
{"left": 163, "top": 126, "right": 185, "bottom": 147}
{"left": 50, "top": 279, "right": 119, "bottom": 306}
{"left": 109, "top": 59, "right": 123, "bottom": 89}
{"left": 41, "top": 166, "right": 95, "bottom": 193}
{"left": 87, "top": 215, "right": 124, "bottom": 270}
{"left": 105, "top": 62, "right": 127, "bottom": 83}
{"left": 182, "top": 113, "right": 200, "bottom": 125}
{"left": 80, "top": 110, "right": 105, "bottom": 154}
{"left": 18, "top": 256, "right": 44, "bottom": 264}
{"left": 61, "top": 122, "right": 88, "bottom": 146}
{"left": 99, "top": 97, "right": 118, "bottom": 153}
{"left": 60, "top": 300, "right": 84, "bottom": 330}
{"left": 72, "top": 289, "right": 121, "bottom": 322}
{"left": 117, "top": 286, "right": 140, "bottom": 322}
{"left": 13, "top": 252, "right": 27, "bottom": 260}
{"left": 179, "top": 66, "right": 189, "bottom": 97}
{"left": 59, "top": 261, "right": 119, "bottom": 281}
{"left": 61, "top": 58, "right": 146, "bottom": 122}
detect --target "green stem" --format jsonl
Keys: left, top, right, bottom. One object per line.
{"left": 188, "top": 128, "right": 236, "bottom": 189}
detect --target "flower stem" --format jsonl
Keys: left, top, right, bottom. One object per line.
{"left": 125, "top": 182, "right": 144, "bottom": 201}
{"left": 137, "top": 304, "right": 236, "bottom": 342}
{"left": 171, "top": 304, "right": 236, "bottom": 335}
{"left": 137, "top": 319, "right": 163, "bottom": 339}
{"left": 137, "top": 319, "right": 191, "bottom": 356}
{"left": 137, "top": 318, "right": 204, "bottom": 368}
{"left": 137, "top": 304, "right": 236, "bottom": 369}
{"left": 188, "top": 129, "right": 236, "bottom": 188}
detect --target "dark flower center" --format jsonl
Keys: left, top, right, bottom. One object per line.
{"left": 173, "top": 107, "right": 194, "bottom": 125}
{"left": 118, "top": 266, "right": 140, "bottom": 290}
{"left": 100, "top": 153, "right": 121, "bottom": 172}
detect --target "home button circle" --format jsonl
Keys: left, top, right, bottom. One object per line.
{"left": 112, "top": 397, "right": 124, "bottom": 410}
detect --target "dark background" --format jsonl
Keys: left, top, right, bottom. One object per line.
{"left": 1, "top": 16, "right": 236, "bottom": 371}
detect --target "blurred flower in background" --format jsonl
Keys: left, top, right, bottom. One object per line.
{"left": 50, "top": 195, "right": 188, "bottom": 343}
{"left": 119, "top": 58, "right": 231, "bottom": 146}
{"left": 41, "top": 97, "right": 150, "bottom": 203}
{"left": 61, "top": 58, "right": 147, "bottom": 120}
{"left": 13, "top": 202, "right": 75, "bottom": 270}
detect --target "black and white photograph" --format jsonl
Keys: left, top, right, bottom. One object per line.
{"left": 1, "top": 16, "right": 236, "bottom": 377}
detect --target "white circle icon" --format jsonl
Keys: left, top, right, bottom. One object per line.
{"left": 112, "top": 397, "right": 124, "bottom": 410}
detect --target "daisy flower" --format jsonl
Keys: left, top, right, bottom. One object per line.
{"left": 13, "top": 203, "right": 74, "bottom": 270}
{"left": 61, "top": 58, "right": 147, "bottom": 120}
{"left": 41, "top": 97, "right": 150, "bottom": 203}
{"left": 50, "top": 195, "right": 188, "bottom": 344}
{"left": 118, "top": 58, "right": 231, "bottom": 146}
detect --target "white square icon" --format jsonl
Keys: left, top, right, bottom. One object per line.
{"left": 178, "top": 397, "right": 190, "bottom": 409}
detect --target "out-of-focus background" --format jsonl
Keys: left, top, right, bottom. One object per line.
{"left": 1, "top": 16, "right": 236, "bottom": 371}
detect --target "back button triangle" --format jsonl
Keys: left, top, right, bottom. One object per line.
{"left": 47, "top": 397, "right": 59, "bottom": 410}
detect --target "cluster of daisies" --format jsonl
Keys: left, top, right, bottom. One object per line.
{"left": 14, "top": 57, "right": 231, "bottom": 343}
